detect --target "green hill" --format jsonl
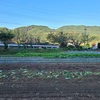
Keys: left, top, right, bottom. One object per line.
{"left": 13, "top": 25, "right": 52, "bottom": 42}
{"left": 0, "top": 25, "right": 100, "bottom": 43}
{"left": 58, "top": 25, "right": 100, "bottom": 35}
{"left": 57, "top": 25, "right": 100, "bottom": 42}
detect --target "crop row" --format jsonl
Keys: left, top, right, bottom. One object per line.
{"left": 0, "top": 68, "right": 100, "bottom": 80}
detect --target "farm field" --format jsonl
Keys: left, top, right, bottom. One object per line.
{"left": 1, "top": 0, "right": 100, "bottom": 99}
{"left": 0, "top": 50, "right": 100, "bottom": 100}
{"left": 0, "top": 61, "right": 100, "bottom": 100}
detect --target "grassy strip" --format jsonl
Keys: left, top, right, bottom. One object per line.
{"left": 15, "top": 52, "right": 100, "bottom": 58}
{"left": 0, "top": 49, "right": 100, "bottom": 58}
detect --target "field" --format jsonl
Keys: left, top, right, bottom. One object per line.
{"left": 0, "top": 62, "right": 100, "bottom": 100}
{"left": 0, "top": 50, "right": 100, "bottom": 100}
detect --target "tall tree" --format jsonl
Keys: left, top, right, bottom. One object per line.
{"left": 12, "top": 29, "right": 21, "bottom": 48}
{"left": 68, "top": 32, "right": 84, "bottom": 48}
{"left": 0, "top": 30, "right": 15, "bottom": 49}
{"left": 68, "top": 32, "right": 96, "bottom": 48}
{"left": 47, "top": 32, "right": 68, "bottom": 48}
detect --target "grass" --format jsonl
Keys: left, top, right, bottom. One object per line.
{"left": 0, "top": 48, "right": 100, "bottom": 58}
{"left": 15, "top": 52, "right": 100, "bottom": 58}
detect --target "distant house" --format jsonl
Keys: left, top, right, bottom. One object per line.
{"left": 67, "top": 40, "right": 75, "bottom": 47}
{"left": 92, "top": 43, "right": 98, "bottom": 49}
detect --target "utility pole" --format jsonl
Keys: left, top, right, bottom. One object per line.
{"left": 83, "top": 26, "right": 87, "bottom": 45}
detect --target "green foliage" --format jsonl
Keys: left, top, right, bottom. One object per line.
{"left": 13, "top": 25, "right": 51, "bottom": 43}
{"left": 0, "top": 25, "right": 100, "bottom": 46}
{"left": 13, "top": 52, "right": 100, "bottom": 58}
{"left": 0, "top": 29, "right": 15, "bottom": 50}
{"left": 0, "top": 32, "right": 14, "bottom": 41}
{"left": 57, "top": 25, "right": 100, "bottom": 42}
{"left": 67, "top": 45, "right": 77, "bottom": 50}
{"left": 47, "top": 32, "right": 68, "bottom": 48}
{"left": 10, "top": 25, "right": 100, "bottom": 44}
{"left": 0, "top": 49, "right": 100, "bottom": 58}
{"left": 0, "top": 68, "right": 99, "bottom": 80}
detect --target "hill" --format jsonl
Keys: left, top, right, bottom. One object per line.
{"left": 13, "top": 25, "right": 52, "bottom": 42}
{"left": 0, "top": 25, "right": 100, "bottom": 43}
{"left": 58, "top": 25, "right": 100, "bottom": 35}
{"left": 57, "top": 25, "right": 100, "bottom": 42}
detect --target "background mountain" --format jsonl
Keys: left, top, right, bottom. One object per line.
{"left": 58, "top": 25, "right": 100, "bottom": 42}
{"left": 0, "top": 25, "right": 100, "bottom": 43}
{"left": 12, "top": 25, "right": 52, "bottom": 42}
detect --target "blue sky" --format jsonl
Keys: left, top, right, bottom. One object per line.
{"left": 0, "top": 0, "right": 100, "bottom": 29}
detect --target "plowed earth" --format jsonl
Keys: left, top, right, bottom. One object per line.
{"left": 0, "top": 62, "right": 100, "bottom": 100}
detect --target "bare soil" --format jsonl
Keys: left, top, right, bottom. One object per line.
{"left": 0, "top": 62, "right": 100, "bottom": 100}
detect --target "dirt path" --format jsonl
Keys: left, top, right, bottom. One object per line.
{"left": 0, "top": 57, "right": 100, "bottom": 63}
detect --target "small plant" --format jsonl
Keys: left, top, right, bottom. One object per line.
{"left": 0, "top": 68, "right": 99, "bottom": 80}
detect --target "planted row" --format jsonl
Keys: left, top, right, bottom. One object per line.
{"left": 0, "top": 69, "right": 100, "bottom": 80}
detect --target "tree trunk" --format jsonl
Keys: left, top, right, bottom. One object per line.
{"left": 4, "top": 41, "right": 8, "bottom": 50}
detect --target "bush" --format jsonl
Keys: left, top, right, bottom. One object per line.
{"left": 67, "top": 45, "right": 77, "bottom": 50}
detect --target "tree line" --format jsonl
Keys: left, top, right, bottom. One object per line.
{"left": 47, "top": 31, "right": 95, "bottom": 48}
{"left": 0, "top": 28, "right": 95, "bottom": 50}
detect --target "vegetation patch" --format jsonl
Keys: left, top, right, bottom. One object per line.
{"left": 0, "top": 49, "right": 100, "bottom": 58}
{"left": 0, "top": 68, "right": 100, "bottom": 80}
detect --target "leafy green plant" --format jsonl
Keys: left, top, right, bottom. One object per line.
{"left": 0, "top": 68, "right": 100, "bottom": 80}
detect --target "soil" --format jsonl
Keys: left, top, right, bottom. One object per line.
{"left": 0, "top": 62, "right": 100, "bottom": 100}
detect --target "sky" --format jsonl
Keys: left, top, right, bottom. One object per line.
{"left": 0, "top": 0, "right": 100, "bottom": 29}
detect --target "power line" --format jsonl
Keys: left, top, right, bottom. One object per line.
{"left": 0, "top": 0, "right": 68, "bottom": 14}
{"left": 0, "top": 0, "right": 67, "bottom": 16}
{"left": 0, "top": 0, "right": 98, "bottom": 28}
{"left": 83, "top": 26, "right": 87, "bottom": 44}
{"left": 0, "top": 7, "right": 93, "bottom": 26}
{"left": 0, "top": 10, "right": 64, "bottom": 24}
{"left": 0, "top": 21, "right": 22, "bottom": 25}
{"left": 0, "top": 0, "right": 93, "bottom": 19}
